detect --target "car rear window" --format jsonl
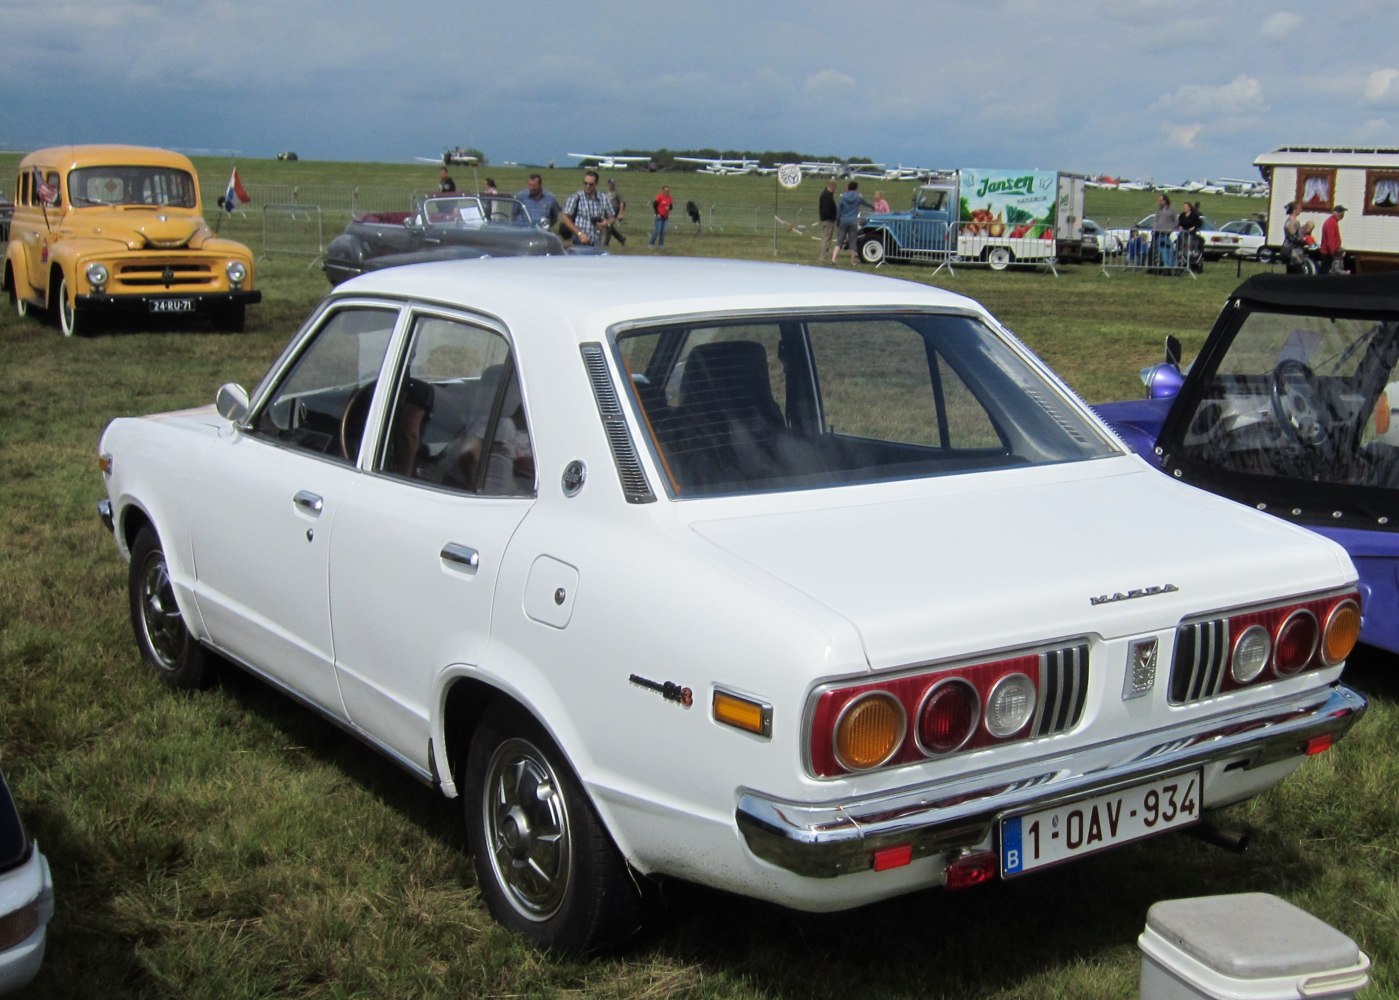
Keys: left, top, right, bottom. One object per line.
{"left": 616, "top": 310, "right": 1115, "bottom": 497}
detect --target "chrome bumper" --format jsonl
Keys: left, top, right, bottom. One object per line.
{"left": 736, "top": 683, "right": 1366, "bottom": 878}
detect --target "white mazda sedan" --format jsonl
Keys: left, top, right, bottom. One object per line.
{"left": 98, "top": 257, "right": 1366, "bottom": 952}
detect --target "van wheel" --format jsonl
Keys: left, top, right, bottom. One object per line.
{"left": 465, "top": 703, "right": 647, "bottom": 953}
{"left": 985, "top": 246, "right": 1014, "bottom": 270}
{"left": 57, "top": 275, "right": 84, "bottom": 337}
{"left": 129, "top": 525, "right": 213, "bottom": 690}
{"left": 860, "top": 237, "right": 886, "bottom": 264}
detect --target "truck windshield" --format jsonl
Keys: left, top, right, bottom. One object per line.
{"left": 68, "top": 166, "right": 198, "bottom": 208}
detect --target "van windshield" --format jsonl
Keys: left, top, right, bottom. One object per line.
{"left": 68, "top": 166, "right": 198, "bottom": 208}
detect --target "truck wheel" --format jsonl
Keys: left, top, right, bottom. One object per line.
{"left": 860, "top": 237, "right": 886, "bottom": 264}
{"left": 57, "top": 275, "right": 84, "bottom": 337}
{"left": 985, "top": 246, "right": 1014, "bottom": 270}
{"left": 465, "top": 702, "right": 647, "bottom": 953}
{"left": 129, "top": 525, "right": 214, "bottom": 690}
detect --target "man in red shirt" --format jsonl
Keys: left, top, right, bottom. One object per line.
{"left": 649, "top": 184, "right": 674, "bottom": 248}
{"left": 1319, "top": 205, "right": 1346, "bottom": 274}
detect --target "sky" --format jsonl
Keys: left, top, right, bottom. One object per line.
{"left": 3, "top": 0, "right": 1397, "bottom": 185}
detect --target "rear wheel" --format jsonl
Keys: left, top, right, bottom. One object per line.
{"left": 57, "top": 275, "right": 83, "bottom": 337}
{"left": 860, "top": 236, "right": 886, "bottom": 264}
{"left": 128, "top": 525, "right": 213, "bottom": 690}
{"left": 985, "top": 246, "right": 1014, "bottom": 270}
{"left": 464, "top": 703, "right": 647, "bottom": 953}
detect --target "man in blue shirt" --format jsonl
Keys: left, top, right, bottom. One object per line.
{"left": 834, "top": 181, "right": 873, "bottom": 264}
{"left": 514, "top": 173, "right": 561, "bottom": 229}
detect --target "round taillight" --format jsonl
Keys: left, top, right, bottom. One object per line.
{"left": 1231, "top": 624, "right": 1272, "bottom": 683}
{"left": 915, "top": 679, "right": 979, "bottom": 755}
{"left": 1274, "top": 610, "right": 1319, "bottom": 675}
{"left": 1321, "top": 599, "right": 1361, "bottom": 666}
{"left": 985, "top": 673, "right": 1036, "bottom": 738}
{"left": 833, "top": 692, "right": 905, "bottom": 772}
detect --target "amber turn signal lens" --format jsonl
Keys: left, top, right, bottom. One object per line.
{"left": 834, "top": 692, "right": 904, "bottom": 771}
{"left": 1322, "top": 599, "right": 1361, "bottom": 666}
{"left": 712, "top": 690, "right": 771, "bottom": 737}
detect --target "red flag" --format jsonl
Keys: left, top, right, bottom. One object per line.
{"left": 33, "top": 167, "right": 57, "bottom": 207}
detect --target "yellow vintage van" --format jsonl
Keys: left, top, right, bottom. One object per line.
{"left": 2, "top": 145, "right": 260, "bottom": 335}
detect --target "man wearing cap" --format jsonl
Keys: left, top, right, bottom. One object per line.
{"left": 1319, "top": 204, "right": 1347, "bottom": 274}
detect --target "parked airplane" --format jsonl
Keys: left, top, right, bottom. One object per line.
{"left": 676, "top": 156, "right": 761, "bottom": 175}
{"left": 567, "top": 153, "right": 650, "bottom": 170}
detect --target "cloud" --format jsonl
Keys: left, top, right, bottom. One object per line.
{"left": 1261, "top": 12, "right": 1300, "bottom": 40}
{"left": 1363, "top": 68, "right": 1399, "bottom": 106}
{"left": 1151, "top": 76, "right": 1266, "bottom": 117}
{"left": 1166, "top": 124, "right": 1203, "bottom": 148}
{"left": 801, "top": 69, "right": 857, "bottom": 99}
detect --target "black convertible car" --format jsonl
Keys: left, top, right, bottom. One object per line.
{"left": 322, "top": 194, "right": 583, "bottom": 285}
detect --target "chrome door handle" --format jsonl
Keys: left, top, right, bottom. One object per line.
{"left": 440, "top": 543, "right": 479, "bottom": 573}
{"left": 292, "top": 490, "right": 324, "bottom": 515}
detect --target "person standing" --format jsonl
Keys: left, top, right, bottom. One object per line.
{"left": 1282, "top": 201, "right": 1307, "bottom": 273}
{"left": 1319, "top": 204, "right": 1347, "bottom": 274}
{"left": 1152, "top": 194, "right": 1178, "bottom": 269}
{"left": 513, "top": 173, "right": 561, "bottom": 229}
{"left": 649, "top": 184, "right": 673, "bottom": 248}
{"left": 562, "top": 170, "right": 616, "bottom": 247}
{"left": 438, "top": 167, "right": 456, "bottom": 193}
{"left": 833, "top": 181, "right": 874, "bottom": 264}
{"left": 872, "top": 189, "right": 891, "bottom": 213}
{"left": 604, "top": 179, "right": 627, "bottom": 247}
{"left": 818, "top": 179, "right": 838, "bottom": 262}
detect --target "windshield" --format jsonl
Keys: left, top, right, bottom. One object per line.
{"left": 617, "top": 311, "right": 1115, "bottom": 497}
{"left": 68, "top": 165, "right": 197, "bottom": 207}
{"left": 1170, "top": 309, "right": 1399, "bottom": 491}
{"left": 421, "top": 195, "right": 529, "bottom": 227}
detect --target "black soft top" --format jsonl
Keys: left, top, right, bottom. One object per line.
{"left": 1231, "top": 272, "right": 1399, "bottom": 314}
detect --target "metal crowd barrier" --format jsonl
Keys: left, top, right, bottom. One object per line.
{"left": 1094, "top": 222, "right": 1196, "bottom": 278}
{"left": 261, "top": 204, "right": 325, "bottom": 263}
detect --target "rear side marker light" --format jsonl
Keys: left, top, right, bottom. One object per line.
{"left": 945, "top": 851, "right": 997, "bottom": 890}
{"left": 871, "top": 843, "right": 913, "bottom": 871}
{"left": 712, "top": 689, "right": 772, "bottom": 738}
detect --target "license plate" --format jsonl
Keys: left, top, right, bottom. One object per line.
{"left": 150, "top": 298, "right": 194, "bottom": 313}
{"left": 1000, "top": 770, "right": 1200, "bottom": 876}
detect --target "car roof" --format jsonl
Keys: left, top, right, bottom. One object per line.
{"left": 18, "top": 144, "right": 197, "bottom": 171}
{"left": 1230, "top": 272, "right": 1399, "bottom": 314}
{"left": 333, "top": 256, "right": 989, "bottom": 338}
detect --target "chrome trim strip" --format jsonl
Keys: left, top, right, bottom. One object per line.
{"left": 736, "top": 683, "right": 1365, "bottom": 878}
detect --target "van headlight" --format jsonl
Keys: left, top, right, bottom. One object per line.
{"left": 226, "top": 261, "right": 248, "bottom": 286}
{"left": 86, "top": 262, "right": 109, "bottom": 290}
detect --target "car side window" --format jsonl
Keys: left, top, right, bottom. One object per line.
{"left": 249, "top": 306, "right": 398, "bottom": 463}
{"left": 376, "top": 314, "right": 535, "bottom": 497}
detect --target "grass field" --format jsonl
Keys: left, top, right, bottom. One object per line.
{"left": 2, "top": 153, "right": 1396, "bottom": 999}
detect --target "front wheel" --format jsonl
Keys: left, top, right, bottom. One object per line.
{"left": 128, "top": 525, "right": 213, "bottom": 689}
{"left": 57, "top": 275, "right": 84, "bottom": 337}
{"left": 985, "top": 246, "right": 1014, "bottom": 270}
{"left": 859, "top": 236, "right": 886, "bottom": 264}
{"left": 464, "top": 703, "right": 647, "bottom": 953}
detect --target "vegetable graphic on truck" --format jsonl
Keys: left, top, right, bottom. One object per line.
{"left": 858, "top": 168, "right": 1086, "bottom": 269}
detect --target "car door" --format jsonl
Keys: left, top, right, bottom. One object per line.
{"left": 189, "top": 302, "right": 402, "bottom": 716}
{"left": 327, "top": 309, "right": 534, "bottom": 769}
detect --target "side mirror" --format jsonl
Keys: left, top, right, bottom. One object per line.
{"left": 215, "top": 382, "right": 250, "bottom": 423}
{"left": 1164, "top": 335, "right": 1182, "bottom": 367}
{"left": 1141, "top": 363, "right": 1185, "bottom": 400}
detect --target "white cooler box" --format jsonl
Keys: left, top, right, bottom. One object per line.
{"left": 1138, "top": 893, "right": 1370, "bottom": 1000}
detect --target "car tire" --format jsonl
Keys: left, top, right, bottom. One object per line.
{"left": 985, "top": 246, "right": 1014, "bottom": 270}
{"left": 214, "top": 304, "right": 246, "bottom": 333}
{"left": 860, "top": 236, "right": 886, "bottom": 264}
{"left": 464, "top": 702, "right": 647, "bottom": 953}
{"left": 56, "top": 275, "right": 83, "bottom": 337}
{"left": 128, "top": 525, "right": 214, "bottom": 690}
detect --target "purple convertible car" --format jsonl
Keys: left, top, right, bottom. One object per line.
{"left": 1096, "top": 272, "right": 1399, "bottom": 655}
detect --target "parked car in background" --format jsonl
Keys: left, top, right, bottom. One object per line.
{"left": 1062, "top": 218, "right": 1120, "bottom": 262}
{"left": 322, "top": 193, "right": 591, "bottom": 285}
{"left": 1220, "top": 218, "right": 1270, "bottom": 260}
{"left": 2, "top": 145, "right": 260, "bottom": 335}
{"left": 0, "top": 768, "right": 53, "bottom": 994}
{"left": 1107, "top": 214, "right": 1242, "bottom": 264}
{"left": 1096, "top": 272, "right": 1399, "bottom": 655}
{"left": 99, "top": 257, "right": 1366, "bottom": 953}
{"left": 0, "top": 192, "right": 12, "bottom": 243}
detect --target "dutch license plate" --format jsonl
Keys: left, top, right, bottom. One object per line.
{"left": 1000, "top": 769, "right": 1200, "bottom": 876}
{"left": 150, "top": 298, "right": 194, "bottom": 313}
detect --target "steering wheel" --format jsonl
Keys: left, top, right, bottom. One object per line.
{"left": 339, "top": 382, "right": 376, "bottom": 460}
{"left": 1270, "top": 359, "right": 1332, "bottom": 447}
